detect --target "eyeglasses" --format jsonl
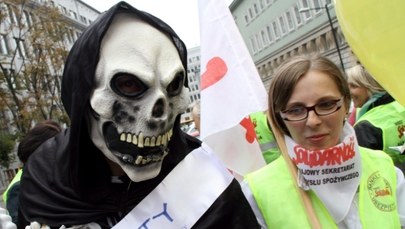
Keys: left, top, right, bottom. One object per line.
{"left": 279, "top": 97, "right": 344, "bottom": 121}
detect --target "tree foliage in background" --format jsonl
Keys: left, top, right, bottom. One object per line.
{"left": 0, "top": 0, "right": 71, "bottom": 167}
{"left": 0, "top": 0, "right": 69, "bottom": 136}
{"left": 0, "top": 133, "right": 15, "bottom": 168}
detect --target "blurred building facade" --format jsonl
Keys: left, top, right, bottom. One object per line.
{"left": 229, "top": 0, "right": 358, "bottom": 89}
{"left": 181, "top": 0, "right": 360, "bottom": 125}
{"left": 0, "top": 0, "right": 100, "bottom": 192}
{"left": 181, "top": 46, "right": 201, "bottom": 124}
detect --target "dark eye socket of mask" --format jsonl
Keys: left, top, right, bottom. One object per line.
{"left": 167, "top": 72, "right": 184, "bottom": 96}
{"left": 111, "top": 73, "right": 147, "bottom": 98}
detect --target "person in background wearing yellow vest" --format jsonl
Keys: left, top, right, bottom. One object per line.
{"left": 347, "top": 65, "right": 405, "bottom": 172}
{"left": 243, "top": 55, "right": 405, "bottom": 228}
{"left": 1, "top": 120, "right": 61, "bottom": 225}
{"left": 249, "top": 111, "right": 280, "bottom": 163}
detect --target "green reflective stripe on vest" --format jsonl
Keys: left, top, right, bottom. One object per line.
{"left": 355, "top": 101, "right": 405, "bottom": 165}
{"left": 245, "top": 147, "right": 399, "bottom": 228}
{"left": 259, "top": 141, "right": 279, "bottom": 152}
{"left": 250, "top": 111, "right": 280, "bottom": 164}
{"left": 2, "top": 169, "right": 22, "bottom": 204}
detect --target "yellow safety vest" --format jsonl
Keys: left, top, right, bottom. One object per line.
{"left": 355, "top": 100, "right": 405, "bottom": 165}
{"left": 249, "top": 111, "right": 280, "bottom": 164}
{"left": 245, "top": 147, "right": 400, "bottom": 228}
{"left": 2, "top": 169, "right": 22, "bottom": 204}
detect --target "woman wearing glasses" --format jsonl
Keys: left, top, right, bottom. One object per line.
{"left": 243, "top": 55, "right": 405, "bottom": 228}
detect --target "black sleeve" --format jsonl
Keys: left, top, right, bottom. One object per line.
{"left": 17, "top": 184, "right": 31, "bottom": 229}
{"left": 193, "top": 179, "right": 261, "bottom": 229}
{"left": 354, "top": 120, "right": 383, "bottom": 150}
{"left": 6, "top": 182, "right": 20, "bottom": 225}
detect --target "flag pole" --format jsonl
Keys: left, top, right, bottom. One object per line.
{"left": 267, "top": 111, "right": 321, "bottom": 229}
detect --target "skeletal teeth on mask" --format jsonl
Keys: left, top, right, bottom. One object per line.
{"left": 142, "top": 158, "right": 149, "bottom": 164}
{"left": 114, "top": 147, "right": 170, "bottom": 166}
{"left": 120, "top": 133, "right": 126, "bottom": 141}
{"left": 138, "top": 132, "right": 144, "bottom": 148}
{"left": 119, "top": 129, "right": 173, "bottom": 148}
{"left": 168, "top": 129, "right": 173, "bottom": 141}
{"left": 134, "top": 154, "right": 158, "bottom": 165}
{"left": 144, "top": 137, "right": 150, "bottom": 147}
{"left": 156, "top": 135, "right": 162, "bottom": 145}
{"left": 126, "top": 133, "right": 132, "bottom": 143}
{"left": 135, "top": 155, "right": 143, "bottom": 165}
{"left": 132, "top": 134, "right": 137, "bottom": 145}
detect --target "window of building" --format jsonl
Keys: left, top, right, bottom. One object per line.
{"left": 70, "top": 10, "right": 78, "bottom": 19}
{"left": 255, "top": 34, "right": 263, "bottom": 50}
{"left": 278, "top": 16, "right": 287, "bottom": 35}
{"left": 259, "top": 0, "right": 265, "bottom": 10}
{"left": 0, "top": 3, "right": 8, "bottom": 20}
{"left": 253, "top": 3, "right": 259, "bottom": 15}
{"left": 21, "top": 10, "right": 32, "bottom": 28}
{"left": 250, "top": 37, "right": 258, "bottom": 54}
{"left": 285, "top": 11, "right": 295, "bottom": 31}
{"left": 266, "top": 25, "right": 274, "bottom": 43}
{"left": 261, "top": 30, "right": 268, "bottom": 47}
{"left": 80, "top": 16, "right": 87, "bottom": 24}
{"left": 312, "top": 0, "right": 322, "bottom": 14}
{"left": 14, "top": 38, "right": 27, "bottom": 58}
{"left": 0, "top": 34, "right": 10, "bottom": 55}
{"left": 244, "top": 13, "right": 249, "bottom": 24}
{"left": 293, "top": 4, "right": 303, "bottom": 27}
{"left": 300, "top": 0, "right": 312, "bottom": 21}
{"left": 7, "top": 4, "right": 18, "bottom": 24}
{"left": 272, "top": 21, "right": 280, "bottom": 39}
{"left": 248, "top": 8, "right": 254, "bottom": 19}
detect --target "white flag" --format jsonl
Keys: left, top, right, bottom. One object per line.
{"left": 198, "top": 0, "right": 268, "bottom": 176}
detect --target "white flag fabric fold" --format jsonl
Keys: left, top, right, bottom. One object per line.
{"left": 198, "top": 0, "right": 268, "bottom": 176}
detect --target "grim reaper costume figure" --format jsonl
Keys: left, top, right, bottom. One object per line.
{"left": 17, "top": 1, "right": 260, "bottom": 228}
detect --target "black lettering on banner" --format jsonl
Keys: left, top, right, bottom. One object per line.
{"left": 322, "top": 172, "right": 359, "bottom": 184}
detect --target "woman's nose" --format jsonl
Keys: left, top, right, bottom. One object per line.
{"left": 305, "top": 110, "right": 322, "bottom": 127}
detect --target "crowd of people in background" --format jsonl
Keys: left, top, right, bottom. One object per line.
{"left": 2, "top": 121, "right": 61, "bottom": 224}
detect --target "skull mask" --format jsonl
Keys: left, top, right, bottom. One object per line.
{"left": 88, "top": 13, "right": 189, "bottom": 182}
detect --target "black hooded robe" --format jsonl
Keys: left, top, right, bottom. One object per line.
{"left": 18, "top": 2, "right": 261, "bottom": 228}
